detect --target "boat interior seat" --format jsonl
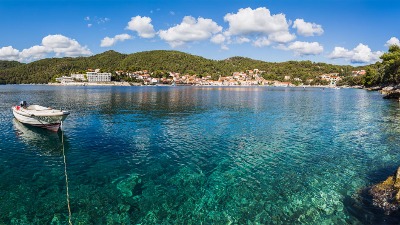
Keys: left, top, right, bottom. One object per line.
{"left": 26, "top": 105, "right": 51, "bottom": 111}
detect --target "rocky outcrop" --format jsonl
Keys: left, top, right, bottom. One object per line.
{"left": 367, "top": 86, "right": 383, "bottom": 91}
{"left": 369, "top": 167, "right": 400, "bottom": 214}
{"left": 379, "top": 86, "right": 400, "bottom": 99}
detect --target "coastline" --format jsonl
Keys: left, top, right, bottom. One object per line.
{"left": 44, "top": 81, "right": 356, "bottom": 89}
{"left": 47, "top": 81, "right": 133, "bottom": 86}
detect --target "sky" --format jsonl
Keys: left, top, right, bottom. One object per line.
{"left": 0, "top": 0, "right": 399, "bottom": 65}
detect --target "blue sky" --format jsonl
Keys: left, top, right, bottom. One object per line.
{"left": 0, "top": 0, "right": 399, "bottom": 65}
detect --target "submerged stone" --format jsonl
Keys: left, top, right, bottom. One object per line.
{"left": 118, "top": 203, "right": 131, "bottom": 212}
{"left": 113, "top": 173, "right": 141, "bottom": 197}
{"left": 369, "top": 167, "right": 400, "bottom": 214}
{"left": 50, "top": 214, "right": 60, "bottom": 225}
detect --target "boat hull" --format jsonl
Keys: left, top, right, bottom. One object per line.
{"left": 12, "top": 106, "right": 69, "bottom": 132}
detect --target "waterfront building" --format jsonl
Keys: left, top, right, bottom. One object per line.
{"left": 329, "top": 76, "right": 342, "bottom": 86}
{"left": 86, "top": 71, "right": 112, "bottom": 82}
{"left": 71, "top": 73, "right": 86, "bottom": 81}
{"left": 55, "top": 76, "right": 74, "bottom": 83}
{"left": 319, "top": 73, "right": 342, "bottom": 86}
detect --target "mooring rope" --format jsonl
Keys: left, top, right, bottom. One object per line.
{"left": 61, "top": 123, "right": 73, "bottom": 225}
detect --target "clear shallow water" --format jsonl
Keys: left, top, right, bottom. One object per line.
{"left": 1, "top": 85, "right": 400, "bottom": 224}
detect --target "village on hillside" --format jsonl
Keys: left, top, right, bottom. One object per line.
{"left": 54, "top": 68, "right": 367, "bottom": 87}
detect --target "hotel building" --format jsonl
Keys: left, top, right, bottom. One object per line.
{"left": 86, "top": 71, "right": 112, "bottom": 82}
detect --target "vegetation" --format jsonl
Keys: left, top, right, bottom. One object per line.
{"left": 340, "top": 45, "right": 400, "bottom": 87}
{"left": 377, "top": 45, "right": 400, "bottom": 85}
{"left": 0, "top": 60, "right": 22, "bottom": 70}
{"left": 0, "top": 50, "right": 363, "bottom": 84}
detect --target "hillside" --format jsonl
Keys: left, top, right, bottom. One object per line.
{"left": 0, "top": 51, "right": 127, "bottom": 84}
{"left": 0, "top": 50, "right": 359, "bottom": 84}
{"left": 0, "top": 61, "right": 22, "bottom": 70}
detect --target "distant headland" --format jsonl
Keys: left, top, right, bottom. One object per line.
{"left": 1, "top": 46, "right": 399, "bottom": 92}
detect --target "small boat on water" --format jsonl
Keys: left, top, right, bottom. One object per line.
{"left": 12, "top": 101, "right": 70, "bottom": 132}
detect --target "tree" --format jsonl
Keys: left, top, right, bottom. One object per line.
{"left": 363, "top": 67, "right": 379, "bottom": 87}
{"left": 380, "top": 45, "right": 400, "bottom": 84}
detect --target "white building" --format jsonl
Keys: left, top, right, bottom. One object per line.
{"left": 71, "top": 73, "right": 86, "bottom": 81}
{"left": 55, "top": 76, "right": 74, "bottom": 83}
{"left": 86, "top": 72, "right": 112, "bottom": 82}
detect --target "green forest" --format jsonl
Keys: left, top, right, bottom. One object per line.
{"left": 361, "top": 45, "right": 400, "bottom": 87}
{"left": 0, "top": 49, "right": 389, "bottom": 85}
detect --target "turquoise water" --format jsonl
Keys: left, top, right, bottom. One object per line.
{"left": 1, "top": 85, "right": 400, "bottom": 224}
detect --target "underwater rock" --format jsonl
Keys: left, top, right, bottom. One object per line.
{"left": 118, "top": 203, "right": 131, "bottom": 212}
{"left": 106, "top": 212, "right": 130, "bottom": 224}
{"left": 11, "top": 216, "right": 28, "bottom": 224}
{"left": 369, "top": 167, "right": 400, "bottom": 214}
{"left": 50, "top": 214, "right": 61, "bottom": 225}
{"left": 113, "top": 173, "right": 141, "bottom": 197}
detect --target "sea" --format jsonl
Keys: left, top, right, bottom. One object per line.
{"left": 1, "top": 85, "right": 400, "bottom": 224}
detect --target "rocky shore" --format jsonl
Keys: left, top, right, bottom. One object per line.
{"left": 359, "top": 85, "right": 400, "bottom": 99}
{"left": 369, "top": 167, "right": 400, "bottom": 214}
{"left": 380, "top": 86, "right": 400, "bottom": 99}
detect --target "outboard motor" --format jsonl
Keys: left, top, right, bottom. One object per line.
{"left": 19, "top": 101, "right": 27, "bottom": 108}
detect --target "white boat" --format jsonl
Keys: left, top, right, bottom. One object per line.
{"left": 12, "top": 101, "right": 70, "bottom": 132}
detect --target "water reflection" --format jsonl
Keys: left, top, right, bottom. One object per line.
{"left": 3, "top": 85, "right": 400, "bottom": 224}
{"left": 13, "top": 118, "right": 66, "bottom": 156}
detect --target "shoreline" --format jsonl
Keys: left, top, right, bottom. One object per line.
{"left": 3, "top": 82, "right": 366, "bottom": 89}
{"left": 47, "top": 82, "right": 133, "bottom": 86}
{"left": 43, "top": 82, "right": 356, "bottom": 89}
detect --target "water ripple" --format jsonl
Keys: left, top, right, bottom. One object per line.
{"left": 1, "top": 86, "right": 400, "bottom": 223}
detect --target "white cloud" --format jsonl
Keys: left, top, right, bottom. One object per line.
{"left": 284, "top": 41, "right": 324, "bottom": 56}
{"left": 100, "top": 34, "right": 132, "bottom": 47}
{"left": 292, "top": 19, "right": 324, "bottom": 36}
{"left": 41, "top": 34, "right": 91, "bottom": 57}
{"left": 211, "top": 34, "right": 226, "bottom": 44}
{"left": 253, "top": 37, "right": 271, "bottom": 47}
{"left": 268, "top": 31, "right": 296, "bottom": 43}
{"left": 351, "top": 44, "right": 383, "bottom": 63}
{"left": 85, "top": 16, "right": 110, "bottom": 27}
{"left": 222, "top": 7, "right": 296, "bottom": 47}
{"left": 224, "top": 7, "right": 290, "bottom": 36}
{"left": 126, "top": 16, "right": 156, "bottom": 38}
{"left": 328, "top": 43, "right": 383, "bottom": 63}
{"left": 20, "top": 45, "right": 49, "bottom": 61}
{"left": 170, "top": 11, "right": 175, "bottom": 16}
{"left": 386, "top": 37, "right": 400, "bottom": 47}
{"left": 0, "top": 46, "right": 20, "bottom": 61}
{"left": 0, "top": 34, "right": 92, "bottom": 62}
{"left": 159, "top": 16, "right": 222, "bottom": 47}
{"left": 97, "top": 17, "right": 110, "bottom": 24}
{"left": 235, "top": 37, "right": 250, "bottom": 44}
{"left": 221, "top": 45, "right": 229, "bottom": 50}
{"left": 42, "top": 35, "right": 73, "bottom": 49}
{"left": 211, "top": 34, "right": 229, "bottom": 50}
{"left": 328, "top": 47, "right": 353, "bottom": 59}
